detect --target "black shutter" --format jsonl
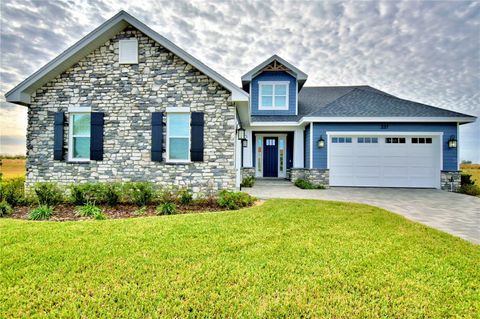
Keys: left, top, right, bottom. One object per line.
{"left": 90, "top": 112, "right": 104, "bottom": 161}
{"left": 151, "top": 112, "right": 163, "bottom": 161}
{"left": 190, "top": 112, "right": 204, "bottom": 162}
{"left": 53, "top": 112, "right": 65, "bottom": 160}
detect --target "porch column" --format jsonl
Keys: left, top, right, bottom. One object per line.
{"left": 293, "top": 127, "right": 304, "bottom": 168}
{"left": 243, "top": 128, "right": 253, "bottom": 167}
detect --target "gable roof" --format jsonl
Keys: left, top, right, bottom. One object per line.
{"left": 241, "top": 55, "right": 308, "bottom": 89}
{"left": 5, "top": 10, "right": 248, "bottom": 105}
{"left": 251, "top": 86, "right": 476, "bottom": 124}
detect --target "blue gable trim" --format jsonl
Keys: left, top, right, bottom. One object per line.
{"left": 309, "top": 123, "right": 458, "bottom": 171}
{"left": 251, "top": 71, "right": 297, "bottom": 116}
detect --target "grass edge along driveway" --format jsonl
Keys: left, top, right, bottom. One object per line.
{"left": 1, "top": 199, "right": 478, "bottom": 318}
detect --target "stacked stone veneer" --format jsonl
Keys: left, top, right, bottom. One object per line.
{"left": 26, "top": 25, "right": 236, "bottom": 193}
{"left": 440, "top": 171, "right": 461, "bottom": 192}
{"left": 289, "top": 168, "right": 329, "bottom": 186}
{"left": 241, "top": 167, "right": 255, "bottom": 180}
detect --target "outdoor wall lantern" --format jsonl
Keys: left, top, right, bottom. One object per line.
{"left": 242, "top": 139, "right": 248, "bottom": 148}
{"left": 318, "top": 136, "right": 325, "bottom": 148}
{"left": 448, "top": 135, "right": 457, "bottom": 149}
{"left": 237, "top": 127, "right": 246, "bottom": 140}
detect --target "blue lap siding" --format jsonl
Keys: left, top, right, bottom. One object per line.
{"left": 308, "top": 122, "right": 458, "bottom": 171}
{"left": 251, "top": 71, "right": 297, "bottom": 116}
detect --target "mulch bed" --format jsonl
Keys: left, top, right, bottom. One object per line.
{"left": 10, "top": 201, "right": 233, "bottom": 222}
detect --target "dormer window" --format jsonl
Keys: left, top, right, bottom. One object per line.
{"left": 119, "top": 39, "right": 138, "bottom": 64}
{"left": 259, "top": 81, "right": 289, "bottom": 110}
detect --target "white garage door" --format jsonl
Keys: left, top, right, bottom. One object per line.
{"left": 329, "top": 134, "right": 441, "bottom": 188}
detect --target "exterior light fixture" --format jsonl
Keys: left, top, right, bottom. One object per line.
{"left": 242, "top": 139, "right": 248, "bottom": 148}
{"left": 318, "top": 136, "right": 325, "bottom": 148}
{"left": 237, "top": 128, "right": 246, "bottom": 140}
{"left": 448, "top": 136, "right": 457, "bottom": 149}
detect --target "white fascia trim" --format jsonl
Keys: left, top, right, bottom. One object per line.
{"left": 300, "top": 117, "right": 476, "bottom": 124}
{"left": 325, "top": 131, "right": 444, "bottom": 136}
{"left": 166, "top": 106, "right": 190, "bottom": 113}
{"left": 250, "top": 122, "right": 299, "bottom": 127}
{"left": 258, "top": 81, "right": 289, "bottom": 111}
{"left": 6, "top": 11, "right": 248, "bottom": 105}
{"left": 68, "top": 106, "right": 91, "bottom": 113}
{"left": 241, "top": 54, "right": 308, "bottom": 82}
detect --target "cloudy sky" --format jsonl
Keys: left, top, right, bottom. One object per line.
{"left": 1, "top": 0, "right": 479, "bottom": 161}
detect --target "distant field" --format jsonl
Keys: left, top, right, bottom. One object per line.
{"left": 0, "top": 159, "right": 26, "bottom": 179}
{"left": 460, "top": 164, "right": 480, "bottom": 185}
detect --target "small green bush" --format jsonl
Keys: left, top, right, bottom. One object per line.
{"left": 0, "top": 177, "right": 25, "bottom": 207}
{"left": 241, "top": 176, "right": 255, "bottom": 188}
{"left": 28, "top": 205, "right": 53, "bottom": 220}
{"left": 102, "top": 183, "right": 121, "bottom": 206}
{"left": 93, "top": 210, "right": 106, "bottom": 220}
{"left": 294, "top": 179, "right": 325, "bottom": 190}
{"left": 458, "top": 184, "right": 480, "bottom": 196}
{"left": 77, "top": 203, "right": 103, "bottom": 218}
{"left": 217, "top": 190, "right": 255, "bottom": 210}
{"left": 33, "top": 182, "right": 64, "bottom": 206}
{"left": 124, "top": 182, "right": 154, "bottom": 206}
{"left": 461, "top": 174, "right": 475, "bottom": 187}
{"left": 156, "top": 202, "right": 177, "bottom": 215}
{"left": 133, "top": 206, "right": 147, "bottom": 216}
{"left": 178, "top": 188, "right": 193, "bottom": 205}
{"left": 0, "top": 200, "right": 13, "bottom": 217}
{"left": 70, "top": 183, "right": 102, "bottom": 205}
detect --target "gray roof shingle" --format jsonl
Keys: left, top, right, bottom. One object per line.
{"left": 251, "top": 86, "right": 475, "bottom": 123}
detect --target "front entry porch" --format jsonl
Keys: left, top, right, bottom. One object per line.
{"left": 251, "top": 132, "right": 293, "bottom": 179}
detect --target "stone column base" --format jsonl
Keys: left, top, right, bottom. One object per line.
{"left": 241, "top": 167, "right": 255, "bottom": 180}
{"left": 289, "top": 168, "right": 329, "bottom": 186}
{"left": 441, "top": 171, "right": 461, "bottom": 192}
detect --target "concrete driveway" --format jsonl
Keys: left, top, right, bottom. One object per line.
{"left": 245, "top": 179, "right": 480, "bottom": 244}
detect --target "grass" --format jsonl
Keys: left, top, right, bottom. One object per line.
{"left": 461, "top": 163, "right": 480, "bottom": 185}
{"left": 1, "top": 200, "right": 478, "bottom": 318}
{"left": 0, "top": 159, "right": 26, "bottom": 179}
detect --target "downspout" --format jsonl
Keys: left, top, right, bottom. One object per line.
{"left": 310, "top": 122, "right": 313, "bottom": 169}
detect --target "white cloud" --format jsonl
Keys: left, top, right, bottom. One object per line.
{"left": 1, "top": 0, "right": 479, "bottom": 160}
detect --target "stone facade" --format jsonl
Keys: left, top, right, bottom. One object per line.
{"left": 440, "top": 171, "right": 461, "bottom": 192}
{"left": 289, "top": 168, "right": 329, "bottom": 186}
{"left": 241, "top": 167, "right": 255, "bottom": 181}
{"left": 26, "top": 26, "right": 236, "bottom": 193}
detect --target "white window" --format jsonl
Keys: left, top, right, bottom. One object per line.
{"left": 167, "top": 113, "right": 190, "bottom": 162}
{"left": 119, "top": 39, "right": 138, "bottom": 64}
{"left": 68, "top": 113, "right": 91, "bottom": 161}
{"left": 259, "top": 81, "right": 289, "bottom": 110}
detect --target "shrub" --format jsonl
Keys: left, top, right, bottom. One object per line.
{"left": 133, "top": 206, "right": 147, "bottom": 216}
{"left": 0, "top": 177, "right": 25, "bottom": 207}
{"left": 93, "top": 210, "right": 106, "bottom": 220}
{"left": 102, "top": 183, "right": 121, "bottom": 206}
{"left": 33, "top": 182, "right": 64, "bottom": 206}
{"left": 156, "top": 202, "right": 177, "bottom": 215}
{"left": 294, "top": 179, "right": 326, "bottom": 190}
{"left": 461, "top": 174, "right": 475, "bottom": 187}
{"left": 28, "top": 205, "right": 53, "bottom": 220}
{"left": 70, "top": 183, "right": 103, "bottom": 205}
{"left": 77, "top": 203, "right": 103, "bottom": 218}
{"left": 217, "top": 190, "right": 255, "bottom": 210}
{"left": 241, "top": 176, "right": 255, "bottom": 188}
{"left": 178, "top": 188, "right": 193, "bottom": 205}
{"left": 0, "top": 200, "right": 13, "bottom": 217}
{"left": 124, "top": 182, "right": 154, "bottom": 206}
{"left": 156, "top": 187, "right": 178, "bottom": 204}
{"left": 458, "top": 184, "right": 480, "bottom": 196}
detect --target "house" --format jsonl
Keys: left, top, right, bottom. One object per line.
{"left": 5, "top": 11, "right": 476, "bottom": 192}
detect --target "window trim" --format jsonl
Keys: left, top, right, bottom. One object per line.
{"left": 68, "top": 112, "right": 91, "bottom": 162}
{"left": 166, "top": 112, "right": 191, "bottom": 163}
{"left": 119, "top": 38, "right": 138, "bottom": 64}
{"left": 258, "top": 81, "right": 289, "bottom": 111}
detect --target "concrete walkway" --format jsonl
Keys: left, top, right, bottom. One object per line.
{"left": 245, "top": 179, "right": 480, "bottom": 244}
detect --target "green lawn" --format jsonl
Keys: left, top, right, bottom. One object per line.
{"left": 1, "top": 200, "right": 478, "bottom": 318}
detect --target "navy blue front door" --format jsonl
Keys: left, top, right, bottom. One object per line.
{"left": 263, "top": 137, "right": 278, "bottom": 177}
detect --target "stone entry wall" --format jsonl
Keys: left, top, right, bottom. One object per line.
{"left": 440, "top": 171, "right": 461, "bottom": 192}
{"left": 241, "top": 167, "right": 255, "bottom": 180}
{"left": 26, "top": 25, "right": 236, "bottom": 194}
{"left": 289, "top": 168, "right": 329, "bottom": 186}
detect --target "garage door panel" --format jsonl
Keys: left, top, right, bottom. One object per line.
{"left": 329, "top": 135, "right": 439, "bottom": 188}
